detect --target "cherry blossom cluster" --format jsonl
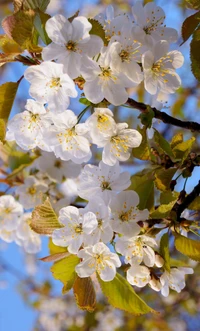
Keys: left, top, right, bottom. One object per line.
{"left": 1, "top": 2, "right": 192, "bottom": 297}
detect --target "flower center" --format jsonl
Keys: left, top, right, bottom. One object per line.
{"left": 97, "top": 114, "right": 109, "bottom": 123}
{"left": 54, "top": 160, "right": 62, "bottom": 168}
{"left": 66, "top": 40, "right": 77, "bottom": 52}
{"left": 119, "top": 49, "right": 130, "bottom": 63}
{"left": 97, "top": 219, "right": 103, "bottom": 228}
{"left": 50, "top": 77, "right": 61, "bottom": 89}
{"left": 143, "top": 15, "right": 165, "bottom": 34}
{"left": 4, "top": 207, "right": 12, "bottom": 214}
{"left": 111, "top": 135, "right": 129, "bottom": 155}
{"left": 101, "top": 181, "right": 111, "bottom": 191}
{"left": 74, "top": 224, "right": 83, "bottom": 234}
{"left": 27, "top": 186, "right": 36, "bottom": 195}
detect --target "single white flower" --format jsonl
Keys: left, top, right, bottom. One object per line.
{"left": 80, "top": 197, "right": 113, "bottom": 245}
{"left": 78, "top": 161, "right": 131, "bottom": 204}
{"left": 52, "top": 206, "right": 97, "bottom": 254}
{"left": 81, "top": 49, "right": 131, "bottom": 106}
{"left": 132, "top": 1, "right": 178, "bottom": 46}
{"left": 127, "top": 264, "right": 151, "bottom": 287}
{"left": 35, "top": 151, "right": 81, "bottom": 182}
{"left": 160, "top": 267, "right": 193, "bottom": 297}
{"left": 6, "top": 99, "right": 52, "bottom": 151}
{"left": 142, "top": 40, "right": 184, "bottom": 95}
{"left": 42, "top": 15, "right": 103, "bottom": 79}
{"left": 85, "top": 108, "right": 116, "bottom": 145}
{"left": 0, "top": 195, "right": 23, "bottom": 231}
{"left": 24, "top": 61, "right": 77, "bottom": 112}
{"left": 16, "top": 176, "right": 48, "bottom": 209}
{"left": 109, "top": 191, "right": 148, "bottom": 236}
{"left": 76, "top": 242, "right": 121, "bottom": 281}
{"left": 99, "top": 123, "right": 142, "bottom": 166}
{"left": 15, "top": 213, "right": 41, "bottom": 253}
{"left": 42, "top": 110, "right": 92, "bottom": 164}
{"left": 116, "top": 234, "right": 157, "bottom": 267}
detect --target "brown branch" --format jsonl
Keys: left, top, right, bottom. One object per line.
{"left": 126, "top": 98, "right": 200, "bottom": 132}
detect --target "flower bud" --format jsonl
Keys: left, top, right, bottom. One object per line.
{"left": 149, "top": 275, "right": 161, "bottom": 292}
{"left": 155, "top": 253, "right": 164, "bottom": 267}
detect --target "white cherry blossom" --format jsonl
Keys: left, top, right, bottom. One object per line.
{"left": 78, "top": 161, "right": 131, "bottom": 203}
{"left": 16, "top": 176, "right": 48, "bottom": 209}
{"left": 6, "top": 99, "right": 52, "bottom": 151}
{"left": 160, "top": 267, "right": 193, "bottom": 297}
{"left": 132, "top": 1, "right": 178, "bottom": 46}
{"left": 127, "top": 264, "right": 151, "bottom": 287}
{"left": 75, "top": 242, "right": 121, "bottom": 281}
{"left": 116, "top": 234, "right": 157, "bottom": 267}
{"left": 99, "top": 123, "right": 142, "bottom": 166}
{"left": 109, "top": 191, "right": 148, "bottom": 236}
{"left": 0, "top": 195, "right": 23, "bottom": 231}
{"left": 52, "top": 206, "right": 97, "bottom": 254}
{"left": 142, "top": 40, "right": 184, "bottom": 95}
{"left": 80, "top": 197, "right": 113, "bottom": 245}
{"left": 42, "top": 15, "right": 103, "bottom": 79}
{"left": 42, "top": 110, "right": 92, "bottom": 164}
{"left": 35, "top": 151, "right": 81, "bottom": 182}
{"left": 24, "top": 61, "right": 77, "bottom": 112}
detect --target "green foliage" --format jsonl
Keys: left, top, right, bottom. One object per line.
{"left": 181, "top": 11, "right": 200, "bottom": 44}
{"left": 0, "top": 82, "right": 19, "bottom": 142}
{"left": 79, "top": 97, "right": 91, "bottom": 106}
{"left": 190, "top": 29, "right": 200, "bottom": 81}
{"left": 173, "top": 137, "right": 195, "bottom": 161}
{"left": 97, "top": 273, "right": 156, "bottom": 315}
{"left": 186, "top": 0, "right": 200, "bottom": 10}
{"left": 30, "top": 198, "right": 63, "bottom": 235}
{"left": 170, "top": 133, "right": 183, "bottom": 149}
{"left": 48, "top": 238, "right": 68, "bottom": 255}
{"left": 14, "top": 0, "right": 50, "bottom": 12}
{"left": 88, "top": 19, "right": 107, "bottom": 44}
{"left": 160, "top": 191, "right": 179, "bottom": 205}
{"left": 150, "top": 202, "right": 174, "bottom": 219}
{"left": 154, "top": 129, "right": 174, "bottom": 159}
{"left": 138, "top": 106, "right": 154, "bottom": 128}
{"left": 51, "top": 254, "right": 80, "bottom": 294}
{"left": 132, "top": 126, "right": 150, "bottom": 160}
{"left": 131, "top": 172, "right": 154, "bottom": 211}
{"left": 188, "top": 196, "right": 200, "bottom": 210}
{"left": 174, "top": 233, "right": 200, "bottom": 261}
{"left": 154, "top": 167, "right": 177, "bottom": 191}
{"left": 33, "top": 10, "right": 51, "bottom": 45}
{"left": 160, "top": 233, "right": 171, "bottom": 272}
{"left": 73, "top": 277, "right": 96, "bottom": 312}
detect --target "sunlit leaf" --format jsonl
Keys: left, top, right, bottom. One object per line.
{"left": 88, "top": 19, "right": 106, "bottom": 44}
{"left": 174, "top": 233, "right": 200, "bottom": 261}
{"left": 171, "top": 133, "right": 183, "bottom": 150}
{"left": 73, "top": 277, "right": 96, "bottom": 312}
{"left": 14, "top": 0, "right": 50, "bottom": 12}
{"left": 154, "top": 129, "right": 174, "bottom": 159}
{"left": 181, "top": 11, "right": 200, "bottom": 44}
{"left": 132, "top": 126, "right": 150, "bottom": 160}
{"left": 160, "top": 233, "right": 171, "bottom": 272}
{"left": 131, "top": 173, "right": 154, "bottom": 211}
{"left": 150, "top": 202, "right": 174, "bottom": 219}
{"left": 34, "top": 10, "right": 51, "bottom": 45}
{"left": 155, "top": 167, "right": 177, "bottom": 191}
{"left": 190, "top": 29, "right": 200, "bottom": 81}
{"left": 188, "top": 196, "right": 200, "bottom": 210}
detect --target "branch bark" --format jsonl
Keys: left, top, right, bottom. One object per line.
{"left": 126, "top": 98, "right": 200, "bottom": 132}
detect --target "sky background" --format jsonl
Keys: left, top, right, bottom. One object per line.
{"left": 0, "top": 1, "right": 199, "bottom": 330}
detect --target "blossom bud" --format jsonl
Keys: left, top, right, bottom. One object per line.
{"left": 155, "top": 253, "right": 164, "bottom": 268}
{"left": 149, "top": 275, "right": 161, "bottom": 292}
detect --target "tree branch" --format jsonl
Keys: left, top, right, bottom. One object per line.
{"left": 126, "top": 98, "right": 200, "bottom": 132}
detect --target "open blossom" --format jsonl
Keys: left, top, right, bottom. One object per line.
{"left": 42, "top": 15, "right": 103, "bottom": 79}
{"left": 127, "top": 264, "right": 151, "bottom": 287}
{"left": 16, "top": 176, "right": 48, "bottom": 209}
{"left": 81, "top": 49, "right": 131, "bottom": 106}
{"left": 86, "top": 108, "right": 116, "bottom": 145}
{"left": 100, "top": 123, "right": 142, "bottom": 166}
{"left": 116, "top": 235, "right": 157, "bottom": 267}
{"left": 43, "top": 110, "right": 92, "bottom": 164}
{"left": 109, "top": 191, "right": 148, "bottom": 236}
{"left": 160, "top": 267, "right": 193, "bottom": 297}
{"left": 132, "top": 1, "right": 178, "bottom": 46}
{"left": 0, "top": 195, "right": 23, "bottom": 231}
{"left": 6, "top": 99, "right": 52, "bottom": 151}
{"left": 52, "top": 206, "right": 97, "bottom": 254}
{"left": 15, "top": 213, "right": 41, "bottom": 253}
{"left": 142, "top": 40, "right": 184, "bottom": 95}
{"left": 75, "top": 242, "right": 121, "bottom": 281}
{"left": 78, "top": 161, "right": 131, "bottom": 204}
{"left": 35, "top": 151, "right": 81, "bottom": 182}
{"left": 24, "top": 61, "right": 77, "bottom": 112}
{"left": 80, "top": 197, "right": 113, "bottom": 245}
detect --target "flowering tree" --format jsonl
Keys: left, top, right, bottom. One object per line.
{"left": 1, "top": 0, "right": 200, "bottom": 329}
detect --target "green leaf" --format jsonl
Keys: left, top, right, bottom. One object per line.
{"left": 154, "top": 167, "right": 177, "bottom": 191}
{"left": 73, "top": 277, "right": 96, "bottom": 312}
{"left": 186, "top": 0, "right": 200, "bottom": 10}
{"left": 181, "top": 11, "right": 200, "bottom": 44}
{"left": 132, "top": 126, "right": 150, "bottom": 160}
{"left": 8, "top": 149, "right": 35, "bottom": 171}
{"left": 150, "top": 202, "right": 174, "bottom": 219}
{"left": 48, "top": 238, "right": 68, "bottom": 255}
{"left": 51, "top": 254, "right": 80, "bottom": 294}
{"left": 173, "top": 137, "right": 195, "bottom": 161}
{"left": 191, "top": 29, "right": 200, "bottom": 81}
{"left": 188, "top": 196, "right": 200, "bottom": 210}
{"left": 79, "top": 97, "right": 91, "bottom": 106}
{"left": 174, "top": 233, "right": 200, "bottom": 261}
{"left": 138, "top": 106, "right": 154, "bottom": 128}
{"left": 160, "top": 191, "right": 179, "bottom": 205}
{"left": 171, "top": 133, "right": 183, "bottom": 150}
{"left": 30, "top": 197, "right": 63, "bottom": 235}
{"left": 97, "top": 273, "right": 156, "bottom": 315}
{"left": 0, "top": 82, "right": 19, "bottom": 142}
{"left": 160, "top": 233, "right": 171, "bottom": 272}
{"left": 88, "top": 19, "right": 106, "bottom": 44}
{"left": 131, "top": 173, "right": 154, "bottom": 211}
{"left": 154, "top": 129, "right": 174, "bottom": 159}
{"left": 34, "top": 10, "right": 51, "bottom": 45}
{"left": 170, "top": 258, "right": 189, "bottom": 268}
{"left": 14, "top": 0, "right": 50, "bottom": 12}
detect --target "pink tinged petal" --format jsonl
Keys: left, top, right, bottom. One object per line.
{"left": 99, "top": 262, "right": 116, "bottom": 281}
{"left": 82, "top": 212, "right": 98, "bottom": 234}
{"left": 45, "top": 14, "right": 72, "bottom": 44}
{"left": 75, "top": 258, "right": 95, "bottom": 278}
{"left": 143, "top": 246, "right": 155, "bottom": 267}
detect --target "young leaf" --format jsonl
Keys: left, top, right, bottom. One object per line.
{"left": 0, "top": 35, "right": 22, "bottom": 54}
{"left": 160, "top": 191, "right": 179, "bottom": 205}
{"left": 48, "top": 238, "right": 68, "bottom": 255}
{"left": 40, "top": 251, "right": 69, "bottom": 263}
{"left": 34, "top": 10, "right": 51, "bottom": 45}
{"left": 155, "top": 167, "right": 177, "bottom": 191}
{"left": 186, "top": 0, "right": 200, "bottom": 10}
{"left": 132, "top": 126, "right": 150, "bottom": 160}
{"left": 97, "top": 273, "right": 156, "bottom": 315}
{"left": 154, "top": 129, "right": 174, "bottom": 159}
{"left": 51, "top": 254, "right": 80, "bottom": 294}
{"left": 30, "top": 198, "right": 63, "bottom": 235}
{"left": 173, "top": 137, "right": 195, "bottom": 161}
{"left": 0, "top": 82, "right": 19, "bottom": 142}
{"left": 188, "top": 196, "right": 200, "bottom": 210}
{"left": 88, "top": 19, "right": 106, "bottom": 44}
{"left": 174, "top": 233, "right": 200, "bottom": 261}
{"left": 170, "top": 133, "right": 183, "bottom": 150}
{"left": 131, "top": 173, "right": 154, "bottom": 211}
{"left": 14, "top": 0, "right": 50, "bottom": 12}
{"left": 190, "top": 29, "right": 200, "bottom": 81}
{"left": 160, "top": 233, "right": 171, "bottom": 272}
{"left": 150, "top": 202, "right": 174, "bottom": 219}
{"left": 181, "top": 11, "right": 200, "bottom": 44}
{"left": 73, "top": 277, "right": 96, "bottom": 312}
